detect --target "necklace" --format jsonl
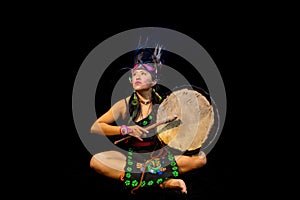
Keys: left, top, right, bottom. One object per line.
{"left": 139, "top": 99, "right": 152, "bottom": 105}
{"left": 139, "top": 102, "right": 152, "bottom": 120}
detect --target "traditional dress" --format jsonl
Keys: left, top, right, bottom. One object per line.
{"left": 118, "top": 93, "right": 180, "bottom": 194}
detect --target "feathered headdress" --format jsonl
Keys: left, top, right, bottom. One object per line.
{"left": 132, "top": 38, "right": 163, "bottom": 80}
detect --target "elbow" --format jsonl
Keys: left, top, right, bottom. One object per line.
{"left": 90, "top": 122, "right": 105, "bottom": 135}
{"left": 90, "top": 125, "right": 95, "bottom": 134}
{"left": 90, "top": 127, "right": 96, "bottom": 134}
{"left": 90, "top": 122, "right": 100, "bottom": 134}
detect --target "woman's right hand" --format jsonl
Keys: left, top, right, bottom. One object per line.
{"left": 127, "top": 125, "right": 149, "bottom": 141}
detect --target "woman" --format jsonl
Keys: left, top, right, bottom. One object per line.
{"left": 90, "top": 47, "right": 207, "bottom": 195}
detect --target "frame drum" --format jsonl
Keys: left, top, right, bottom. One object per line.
{"left": 156, "top": 88, "right": 214, "bottom": 152}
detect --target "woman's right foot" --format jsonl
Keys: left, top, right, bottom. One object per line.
{"left": 161, "top": 178, "right": 187, "bottom": 194}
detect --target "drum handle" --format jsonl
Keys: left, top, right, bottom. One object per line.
{"left": 114, "top": 115, "right": 177, "bottom": 145}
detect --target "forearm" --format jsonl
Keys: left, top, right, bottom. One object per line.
{"left": 91, "top": 121, "right": 121, "bottom": 136}
{"left": 91, "top": 100, "right": 127, "bottom": 136}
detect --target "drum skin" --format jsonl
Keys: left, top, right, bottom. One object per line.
{"left": 156, "top": 88, "right": 214, "bottom": 152}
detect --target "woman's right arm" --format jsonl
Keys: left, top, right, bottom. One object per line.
{"left": 91, "top": 97, "right": 149, "bottom": 140}
{"left": 90, "top": 99, "right": 125, "bottom": 136}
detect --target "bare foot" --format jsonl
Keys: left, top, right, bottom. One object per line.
{"left": 161, "top": 178, "right": 187, "bottom": 194}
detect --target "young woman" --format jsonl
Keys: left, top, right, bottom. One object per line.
{"left": 89, "top": 47, "right": 207, "bottom": 195}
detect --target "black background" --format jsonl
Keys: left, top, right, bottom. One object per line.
{"left": 58, "top": 22, "right": 243, "bottom": 199}
{"left": 8, "top": 11, "right": 272, "bottom": 199}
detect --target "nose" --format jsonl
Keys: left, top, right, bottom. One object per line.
{"left": 135, "top": 74, "right": 141, "bottom": 80}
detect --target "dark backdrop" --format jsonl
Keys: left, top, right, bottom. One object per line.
{"left": 19, "top": 17, "right": 252, "bottom": 199}
{"left": 62, "top": 23, "right": 239, "bottom": 199}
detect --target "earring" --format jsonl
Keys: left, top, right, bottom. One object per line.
{"left": 131, "top": 90, "right": 139, "bottom": 106}
{"left": 152, "top": 88, "right": 162, "bottom": 100}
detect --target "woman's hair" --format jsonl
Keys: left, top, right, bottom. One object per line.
{"left": 128, "top": 45, "right": 168, "bottom": 122}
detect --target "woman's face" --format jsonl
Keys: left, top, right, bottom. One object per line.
{"left": 131, "top": 69, "right": 156, "bottom": 91}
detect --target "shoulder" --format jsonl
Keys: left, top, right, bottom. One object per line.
{"left": 125, "top": 96, "right": 131, "bottom": 104}
{"left": 112, "top": 96, "right": 130, "bottom": 109}
{"left": 110, "top": 96, "right": 131, "bottom": 119}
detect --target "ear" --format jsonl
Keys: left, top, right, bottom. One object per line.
{"left": 129, "top": 77, "right": 132, "bottom": 83}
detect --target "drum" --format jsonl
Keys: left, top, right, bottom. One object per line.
{"left": 156, "top": 88, "right": 214, "bottom": 152}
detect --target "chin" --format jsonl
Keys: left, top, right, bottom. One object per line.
{"left": 134, "top": 86, "right": 151, "bottom": 91}
{"left": 134, "top": 85, "right": 150, "bottom": 91}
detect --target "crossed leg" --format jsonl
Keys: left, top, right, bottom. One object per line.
{"left": 90, "top": 150, "right": 207, "bottom": 194}
{"left": 163, "top": 151, "right": 207, "bottom": 194}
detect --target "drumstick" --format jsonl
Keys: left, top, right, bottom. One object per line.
{"left": 114, "top": 115, "right": 178, "bottom": 145}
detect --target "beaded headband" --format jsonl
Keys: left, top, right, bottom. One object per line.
{"left": 132, "top": 44, "right": 163, "bottom": 79}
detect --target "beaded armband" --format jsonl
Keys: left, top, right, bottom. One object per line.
{"left": 120, "top": 125, "right": 130, "bottom": 136}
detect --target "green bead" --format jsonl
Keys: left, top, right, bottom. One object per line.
{"left": 147, "top": 180, "right": 154, "bottom": 186}
{"left": 170, "top": 161, "right": 177, "bottom": 166}
{"left": 125, "top": 173, "right": 131, "bottom": 178}
{"left": 168, "top": 156, "right": 174, "bottom": 161}
{"left": 141, "top": 181, "right": 146, "bottom": 187}
{"left": 172, "top": 171, "right": 179, "bottom": 177}
{"left": 128, "top": 161, "right": 133, "bottom": 165}
{"left": 125, "top": 180, "right": 130, "bottom": 186}
{"left": 156, "top": 178, "right": 163, "bottom": 184}
{"left": 127, "top": 167, "right": 132, "bottom": 172}
{"left": 132, "top": 180, "right": 139, "bottom": 187}
{"left": 142, "top": 120, "right": 148, "bottom": 125}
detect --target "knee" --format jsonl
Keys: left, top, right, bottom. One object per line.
{"left": 90, "top": 155, "right": 102, "bottom": 170}
{"left": 89, "top": 156, "right": 97, "bottom": 169}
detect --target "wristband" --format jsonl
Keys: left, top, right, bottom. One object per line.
{"left": 120, "top": 125, "right": 130, "bottom": 135}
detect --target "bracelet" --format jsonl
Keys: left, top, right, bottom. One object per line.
{"left": 120, "top": 125, "right": 130, "bottom": 135}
